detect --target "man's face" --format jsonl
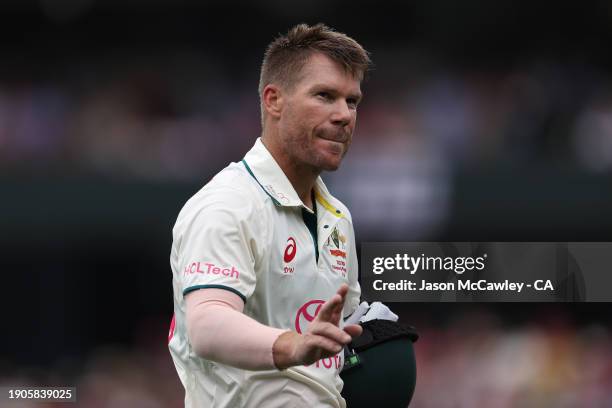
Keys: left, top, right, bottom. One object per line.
{"left": 277, "top": 53, "right": 362, "bottom": 172}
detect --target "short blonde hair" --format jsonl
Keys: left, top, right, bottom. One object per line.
{"left": 258, "top": 23, "right": 371, "bottom": 123}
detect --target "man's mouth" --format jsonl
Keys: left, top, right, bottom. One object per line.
{"left": 317, "top": 129, "right": 349, "bottom": 143}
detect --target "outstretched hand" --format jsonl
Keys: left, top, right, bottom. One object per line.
{"left": 273, "top": 284, "right": 363, "bottom": 369}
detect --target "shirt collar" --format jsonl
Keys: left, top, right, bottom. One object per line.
{"left": 242, "top": 138, "right": 346, "bottom": 218}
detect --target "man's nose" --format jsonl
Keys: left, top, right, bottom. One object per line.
{"left": 331, "top": 100, "right": 352, "bottom": 127}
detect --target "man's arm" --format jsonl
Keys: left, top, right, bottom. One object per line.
{"left": 185, "top": 288, "right": 286, "bottom": 370}
{"left": 185, "top": 285, "right": 362, "bottom": 371}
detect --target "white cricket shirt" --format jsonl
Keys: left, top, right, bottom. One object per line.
{"left": 169, "top": 138, "right": 361, "bottom": 408}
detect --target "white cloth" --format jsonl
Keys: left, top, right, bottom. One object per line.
{"left": 344, "top": 301, "right": 370, "bottom": 326}
{"left": 168, "top": 138, "right": 361, "bottom": 408}
{"left": 359, "top": 302, "right": 399, "bottom": 323}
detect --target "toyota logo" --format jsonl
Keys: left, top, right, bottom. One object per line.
{"left": 294, "top": 299, "right": 324, "bottom": 334}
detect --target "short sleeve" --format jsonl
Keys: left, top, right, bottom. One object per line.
{"left": 173, "top": 186, "right": 263, "bottom": 303}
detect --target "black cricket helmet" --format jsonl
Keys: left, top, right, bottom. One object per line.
{"left": 341, "top": 319, "right": 418, "bottom": 408}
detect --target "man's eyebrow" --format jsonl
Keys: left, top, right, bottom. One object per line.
{"left": 311, "top": 84, "right": 362, "bottom": 101}
{"left": 349, "top": 92, "right": 363, "bottom": 102}
{"left": 310, "top": 84, "right": 334, "bottom": 92}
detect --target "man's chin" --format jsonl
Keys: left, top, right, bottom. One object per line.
{"left": 309, "top": 144, "right": 347, "bottom": 171}
{"left": 320, "top": 148, "right": 349, "bottom": 171}
{"left": 318, "top": 156, "right": 343, "bottom": 172}
{"left": 321, "top": 163, "right": 341, "bottom": 172}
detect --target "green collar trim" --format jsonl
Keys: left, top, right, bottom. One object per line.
{"left": 242, "top": 159, "right": 281, "bottom": 206}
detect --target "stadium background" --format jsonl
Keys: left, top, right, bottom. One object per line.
{"left": 1, "top": 0, "right": 611, "bottom": 406}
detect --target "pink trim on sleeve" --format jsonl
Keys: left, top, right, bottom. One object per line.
{"left": 185, "top": 288, "right": 289, "bottom": 370}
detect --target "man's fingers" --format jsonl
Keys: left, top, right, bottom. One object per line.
{"left": 316, "top": 295, "right": 343, "bottom": 323}
{"left": 343, "top": 324, "right": 362, "bottom": 338}
{"left": 305, "top": 335, "right": 344, "bottom": 355}
{"left": 309, "top": 322, "right": 352, "bottom": 344}
{"left": 335, "top": 283, "right": 349, "bottom": 299}
{"left": 333, "top": 284, "right": 349, "bottom": 317}
{"left": 316, "top": 284, "right": 349, "bottom": 323}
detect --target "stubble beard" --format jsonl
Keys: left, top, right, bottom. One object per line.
{"left": 281, "top": 117, "right": 351, "bottom": 173}
{"left": 301, "top": 131, "right": 349, "bottom": 173}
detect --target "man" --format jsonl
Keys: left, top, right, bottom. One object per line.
{"left": 168, "top": 23, "right": 371, "bottom": 407}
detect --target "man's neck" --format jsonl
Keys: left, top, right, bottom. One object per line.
{"left": 261, "top": 135, "right": 319, "bottom": 210}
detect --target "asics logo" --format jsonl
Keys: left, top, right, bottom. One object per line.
{"left": 284, "top": 237, "right": 297, "bottom": 263}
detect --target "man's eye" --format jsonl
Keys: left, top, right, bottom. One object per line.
{"left": 347, "top": 99, "right": 358, "bottom": 109}
{"left": 317, "top": 92, "right": 331, "bottom": 100}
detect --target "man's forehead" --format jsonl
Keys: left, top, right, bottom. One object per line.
{"left": 298, "top": 53, "right": 362, "bottom": 92}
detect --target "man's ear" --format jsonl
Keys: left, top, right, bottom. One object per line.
{"left": 262, "top": 84, "right": 283, "bottom": 119}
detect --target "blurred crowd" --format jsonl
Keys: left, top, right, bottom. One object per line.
{"left": 2, "top": 313, "right": 611, "bottom": 408}
{"left": 411, "top": 317, "right": 612, "bottom": 407}
{"left": 3, "top": 50, "right": 612, "bottom": 239}
{"left": 2, "top": 51, "right": 612, "bottom": 179}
